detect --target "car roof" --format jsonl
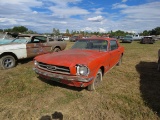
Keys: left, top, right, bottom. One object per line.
{"left": 144, "top": 36, "right": 152, "bottom": 37}
{"left": 18, "top": 34, "right": 45, "bottom": 37}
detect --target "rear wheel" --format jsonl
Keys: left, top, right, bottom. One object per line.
{"left": 87, "top": 69, "right": 102, "bottom": 91}
{"left": 0, "top": 55, "right": 16, "bottom": 69}
{"left": 53, "top": 47, "right": 61, "bottom": 52}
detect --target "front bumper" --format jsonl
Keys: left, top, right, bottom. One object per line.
{"left": 33, "top": 67, "right": 94, "bottom": 83}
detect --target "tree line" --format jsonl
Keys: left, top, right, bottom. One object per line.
{"left": 0, "top": 26, "right": 37, "bottom": 34}
{"left": 1, "top": 26, "right": 160, "bottom": 37}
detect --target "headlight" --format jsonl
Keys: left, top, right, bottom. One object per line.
{"left": 76, "top": 64, "right": 89, "bottom": 76}
{"left": 34, "top": 60, "right": 39, "bottom": 66}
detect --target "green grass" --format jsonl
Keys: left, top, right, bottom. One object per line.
{"left": 0, "top": 40, "right": 160, "bottom": 120}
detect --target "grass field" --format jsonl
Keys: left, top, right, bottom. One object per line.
{"left": 0, "top": 40, "right": 160, "bottom": 120}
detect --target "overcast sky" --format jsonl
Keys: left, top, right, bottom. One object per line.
{"left": 0, "top": 0, "right": 160, "bottom": 33}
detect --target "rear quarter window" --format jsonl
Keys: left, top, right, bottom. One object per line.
{"left": 110, "top": 40, "right": 118, "bottom": 51}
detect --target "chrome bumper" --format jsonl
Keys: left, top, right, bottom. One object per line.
{"left": 33, "top": 68, "right": 94, "bottom": 82}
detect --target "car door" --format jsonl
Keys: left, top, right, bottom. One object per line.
{"left": 35, "top": 36, "right": 52, "bottom": 53}
{"left": 109, "top": 40, "right": 121, "bottom": 68}
{"left": 26, "top": 36, "right": 52, "bottom": 58}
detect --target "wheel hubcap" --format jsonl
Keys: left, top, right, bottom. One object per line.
{"left": 3, "top": 58, "right": 14, "bottom": 68}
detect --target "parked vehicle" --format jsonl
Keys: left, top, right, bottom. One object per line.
{"left": 118, "top": 36, "right": 124, "bottom": 40}
{"left": 0, "top": 32, "right": 16, "bottom": 44}
{"left": 122, "top": 35, "right": 133, "bottom": 43}
{"left": 70, "top": 35, "right": 83, "bottom": 42}
{"left": 33, "top": 37, "right": 124, "bottom": 91}
{"left": 132, "top": 34, "right": 143, "bottom": 41}
{"left": 0, "top": 34, "right": 67, "bottom": 69}
{"left": 70, "top": 36, "right": 79, "bottom": 42}
{"left": 140, "top": 36, "right": 155, "bottom": 44}
{"left": 62, "top": 36, "right": 70, "bottom": 41}
{"left": 53, "top": 35, "right": 63, "bottom": 41}
{"left": 155, "top": 35, "right": 160, "bottom": 40}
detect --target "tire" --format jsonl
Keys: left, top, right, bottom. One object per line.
{"left": 53, "top": 47, "right": 61, "bottom": 52}
{"left": 158, "top": 58, "right": 160, "bottom": 72}
{"left": 87, "top": 69, "right": 102, "bottom": 91}
{"left": 0, "top": 55, "right": 16, "bottom": 69}
{"left": 158, "top": 64, "right": 160, "bottom": 72}
{"left": 117, "top": 55, "right": 122, "bottom": 66}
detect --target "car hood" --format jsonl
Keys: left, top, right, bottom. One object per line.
{"left": 0, "top": 39, "right": 13, "bottom": 45}
{"left": 35, "top": 49, "right": 106, "bottom": 67}
{"left": 0, "top": 43, "right": 26, "bottom": 51}
{"left": 123, "top": 38, "right": 132, "bottom": 40}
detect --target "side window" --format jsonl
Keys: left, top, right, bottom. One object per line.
{"left": 49, "top": 38, "right": 54, "bottom": 41}
{"left": 32, "top": 36, "right": 47, "bottom": 43}
{"left": 110, "top": 40, "right": 118, "bottom": 51}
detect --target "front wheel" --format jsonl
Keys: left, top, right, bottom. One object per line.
{"left": 0, "top": 55, "right": 16, "bottom": 69}
{"left": 87, "top": 69, "right": 102, "bottom": 91}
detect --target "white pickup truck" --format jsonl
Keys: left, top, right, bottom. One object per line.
{"left": 132, "top": 34, "right": 143, "bottom": 41}
{"left": 0, "top": 34, "right": 67, "bottom": 69}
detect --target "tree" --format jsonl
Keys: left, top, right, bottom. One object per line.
{"left": 57, "top": 29, "right": 60, "bottom": 35}
{"left": 154, "top": 27, "right": 160, "bottom": 35}
{"left": 52, "top": 28, "right": 60, "bottom": 36}
{"left": 25, "top": 30, "right": 37, "bottom": 34}
{"left": 71, "top": 30, "right": 77, "bottom": 35}
{"left": 66, "top": 29, "right": 69, "bottom": 34}
{"left": 12, "top": 26, "right": 28, "bottom": 33}
{"left": 4, "top": 28, "right": 13, "bottom": 32}
{"left": 52, "top": 28, "right": 56, "bottom": 35}
{"left": 142, "top": 30, "right": 150, "bottom": 36}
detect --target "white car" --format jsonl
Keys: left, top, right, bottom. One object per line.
{"left": 0, "top": 34, "right": 67, "bottom": 69}
{"left": 62, "top": 36, "right": 70, "bottom": 41}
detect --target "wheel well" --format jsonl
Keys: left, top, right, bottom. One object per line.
{"left": 53, "top": 46, "right": 61, "bottom": 50}
{"left": 0, "top": 52, "right": 18, "bottom": 60}
{"left": 121, "top": 53, "right": 123, "bottom": 56}
{"left": 100, "top": 66, "right": 105, "bottom": 76}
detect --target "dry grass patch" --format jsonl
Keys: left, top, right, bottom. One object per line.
{"left": 0, "top": 40, "right": 160, "bottom": 120}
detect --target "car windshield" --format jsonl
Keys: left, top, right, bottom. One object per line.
{"left": 11, "top": 36, "right": 30, "bottom": 43}
{"left": 0, "top": 33, "right": 16, "bottom": 44}
{"left": 71, "top": 39, "right": 108, "bottom": 51}
{"left": 0, "top": 33, "right": 14, "bottom": 40}
{"left": 125, "top": 36, "right": 132, "bottom": 38}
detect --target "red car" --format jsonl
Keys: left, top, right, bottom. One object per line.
{"left": 33, "top": 37, "right": 124, "bottom": 90}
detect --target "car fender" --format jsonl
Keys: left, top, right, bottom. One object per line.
{"left": 0, "top": 44, "right": 27, "bottom": 59}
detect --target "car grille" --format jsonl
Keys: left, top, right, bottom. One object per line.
{"left": 38, "top": 62, "right": 70, "bottom": 74}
